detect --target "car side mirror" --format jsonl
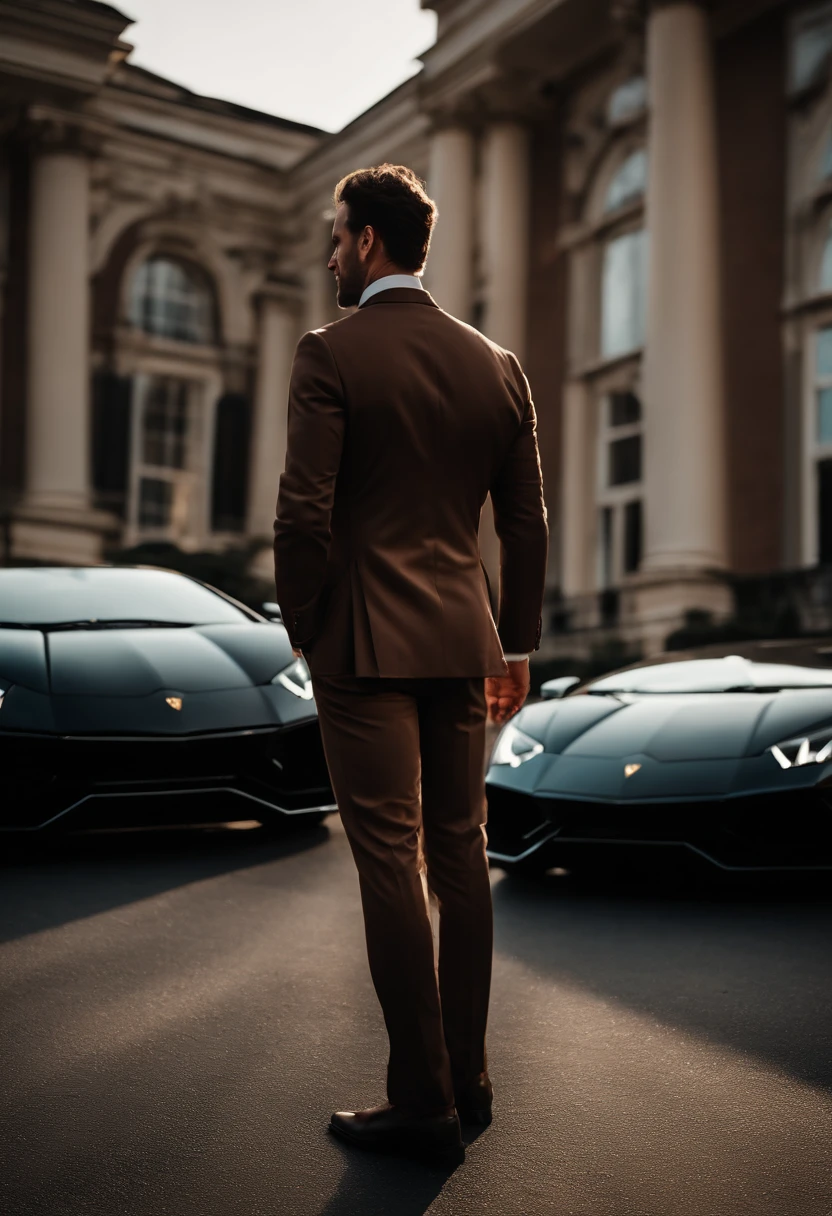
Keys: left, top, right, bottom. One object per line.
{"left": 261, "top": 601, "right": 283, "bottom": 622}
{"left": 540, "top": 676, "right": 580, "bottom": 700}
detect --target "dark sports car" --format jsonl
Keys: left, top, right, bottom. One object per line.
{"left": 485, "top": 640, "right": 832, "bottom": 874}
{"left": 0, "top": 566, "right": 335, "bottom": 833}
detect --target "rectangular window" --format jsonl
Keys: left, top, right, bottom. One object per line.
{"left": 819, "top": 460, "right": 832, "bottom": 564}
{"left": 599, "top": 506, "right": 614, "bottom": 589}
{"left": 609, "top": 391, "right": 641, "bottom": 427}
{"left": 623, "top": 499, "right": 643, "bottom": 573}
{"left": 818, "top": 388, "right": 832, "bottom": 442}
{"left": 609, "top": 435, "right": 642, "bottom": 485}
{"left": 601, "top": 229, "right": 648, "bottom": 359}
{"left": 817, "top": 327, "right": 832, "bottom": 376}
{"left": 597, "top": 391, "right": 643, "bottom": 587}
{"left": 142, "top": 378, "right": 190, "bottom": 468}
{"left": 138, "top": 477, "right": 173, "bottom": 528}
{"left": 128, "top": 373, "right": 205, "bottom": 543}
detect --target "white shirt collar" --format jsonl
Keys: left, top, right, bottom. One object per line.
{"left": 358, "top": 274, "right": 424, "bottom": 308}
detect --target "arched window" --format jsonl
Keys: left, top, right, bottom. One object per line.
{"left": 791, "top": 4, "right": 832, "bottom": 93}
{"left": 601, "top": 229, "right": 648, "bottom": 358}
{"left": 605, "top": 150, "right": 648, "bottom": 213}
{"left": 129, "top": 257, "right": 216, "bottom": 344}
{"left": 821, "top": 223, "right": 832, "bottom": 291}
{"left": 821, "top": 133, "right": 832, "bottom": 181}
{"left": 608, "top": 77, "right": 647, "bottom": 126}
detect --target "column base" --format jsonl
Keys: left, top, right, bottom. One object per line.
{"left": 629, "top": 567, "right": 734, "bottom": 657}
{"left": 8, "top": 498, "right": 121, "bottom": 565}
{"left": 537, "top": 567, "right": 735, "bottom": 668}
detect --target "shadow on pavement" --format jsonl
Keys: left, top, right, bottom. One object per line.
{"left": 490, "top": 861, "right": 832, "bottom": 1095}
{"left": 0, "top": 817, "right": 333, "bottom": 945}
{"left": 318, "top": 1135, "right": 468, "bottom": 1216}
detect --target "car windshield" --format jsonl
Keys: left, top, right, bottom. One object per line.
{"left": 587, "top": 655, "right": 832, "bottom": 695}
{"left": 0, "top": 568, "right": 253, "bottom": 628}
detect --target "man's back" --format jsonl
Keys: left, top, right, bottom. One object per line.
{"left": 274, "top": 286, "right": 548, "bottom": 678}
{"left": 277, "top": 164, "right": 547, "bottom": 1155}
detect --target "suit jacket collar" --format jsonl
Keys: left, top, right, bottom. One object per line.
{"left": 358, "top": 287, "right": 440, "bottom": 310}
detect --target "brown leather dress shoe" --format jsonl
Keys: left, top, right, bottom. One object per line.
{"left": 329, "top": 1102, "right": 464, "bottom": 1164}
{"left": 453, "top": 1072, "right": 493, "bottom": 1126}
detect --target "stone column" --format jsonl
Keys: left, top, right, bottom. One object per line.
{"left": 480, "top": 120, "right": 531, "bottom": 360}
{"left": 26, "top": 148, "right": 92, "bottom": 507}
{"left": 641, "top": 0, "right": 727, "bottom": 576}
{"left": 478, "top": 118, "right": 532, "bottom": 598}
{"left": 247, "top": 293, "right": 297, "bottom": 550}
{"left": 0, "top": 154, "right": 9, "bottom": 488}
{"left": 561, "top": 381, "right": 593, "bottom": 598}
{"left": 303, "top": 218, "right": 334, "bottom": 333}
{"left": 425, "top": 123, "right": 475, "bottom": 320}
{"left": 14, "top": 134, "right": 115, "bottom": 562}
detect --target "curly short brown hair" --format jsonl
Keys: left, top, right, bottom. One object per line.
{"left": 333, "top": 163, "right": 437, "bottom": 274}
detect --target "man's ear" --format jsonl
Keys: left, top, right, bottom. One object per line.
{"left": 359, "top": 224, "right": 377, "bottom": 259}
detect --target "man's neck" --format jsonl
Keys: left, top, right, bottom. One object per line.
{"left": 363, "top": 264, "right": 413, "bottom": 290}
{"left": 358, "top": 273, "right": 424, "bottom": 308}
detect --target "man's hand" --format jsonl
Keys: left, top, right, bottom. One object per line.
{"left": 292, "top": 648, "right": 303, "bottom": 659}
{"left": 485, "top": 658, "right": 530, "bottom": 726}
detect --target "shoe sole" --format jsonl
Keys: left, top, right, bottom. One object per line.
{"left": 328, "top": 1119, "right": 465, "bottom": 1167}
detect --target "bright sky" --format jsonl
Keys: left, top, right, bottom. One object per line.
{"left": 118, "top": 0, "right": 438, "bottom": 133}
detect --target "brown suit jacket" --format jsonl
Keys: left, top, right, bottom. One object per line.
{"left": 273, "top": 286, "right": 548, "bottom": 678}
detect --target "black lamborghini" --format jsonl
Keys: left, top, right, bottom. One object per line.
{"left": 0, "top": 566, "right": 335, "bottom": 833}
{"left": 485, "top": 640, "right": 832, "bottom": 874}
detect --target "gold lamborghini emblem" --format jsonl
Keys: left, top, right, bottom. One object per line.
{"left": 624, "top": 763, "right": 641, "bottom": 778}
{"left": 165, "top": 696, "right": 183, "bottom": 711}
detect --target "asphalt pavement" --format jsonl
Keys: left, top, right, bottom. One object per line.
{"left": 1, "top": 813, "right": 831, "bottom": 1216}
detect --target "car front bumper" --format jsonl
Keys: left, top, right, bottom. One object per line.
{"left": 484, "top": 781, "right": 832, "bottom": 871}
{"left": 1, "top": 718, "right": 336, "bottom": 831}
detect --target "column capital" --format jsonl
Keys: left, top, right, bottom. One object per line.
{"left": 423, "top": 99, "right": 480, "bottom": 134}
{"left": 25, "top": 104, "right": 112, "bottom": 158}
{"left": 476, "top": 72, "right": 551, "bottom": 125}
{"left": 256, "top": 277, "right": 304, "bottom": 315}
{"left": 613, "top": 0, "right": 707, "bottom": 21}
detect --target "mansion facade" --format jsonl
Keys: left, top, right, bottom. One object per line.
{"left": 3, "top": 0, "right": 832, "bottom": 659}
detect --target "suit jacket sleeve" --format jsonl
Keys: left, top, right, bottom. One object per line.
{"left": 490, "top": 353, "right": 549, "bottom": 654}
{"left": 273, "top": 331, "right": 345, "bottom": 650}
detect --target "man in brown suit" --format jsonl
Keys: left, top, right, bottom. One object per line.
{"left": 274, "top": 164, "right": 548, "bottom": 1162}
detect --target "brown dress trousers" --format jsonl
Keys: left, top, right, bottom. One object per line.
{"left": 274, "top": 286, "right": 548, "bottom": 1111}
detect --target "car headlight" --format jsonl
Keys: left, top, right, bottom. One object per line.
{"left": 271, "top": 656, "right": 313, "bottom": 700}
{"left": 769, "top": 727, "right": 832, "bottom": 770}
{"left": 0, "top": 684, "right": 6, "bottom": 710}
{"left": 491, "top": 720, "right": 544, "bottom": 767}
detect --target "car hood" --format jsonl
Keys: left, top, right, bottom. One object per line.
{"left": 0, "top": 623, "right": 295, "bottom": 696}
{"left": 519, "top": 688, "right": 832, "bottom": 761}
{"left": 494, "top": 689, "right": 832, "bottom": 803}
